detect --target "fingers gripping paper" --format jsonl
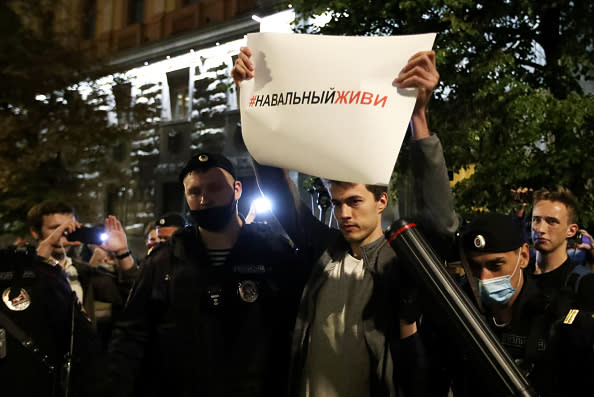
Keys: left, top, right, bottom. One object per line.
{"left": 239, "top": 32, "right": 436, "bottom": 185}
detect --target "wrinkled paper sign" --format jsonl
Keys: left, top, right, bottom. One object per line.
{"left": 239, "top": 32, "right": 436, "bottom": 185}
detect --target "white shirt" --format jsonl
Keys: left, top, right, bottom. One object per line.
{"left": 303, "top": 253, "right": 372, "bottom": 397}
{"left": 62, "top": 256, "right": 84, "bottom": 304}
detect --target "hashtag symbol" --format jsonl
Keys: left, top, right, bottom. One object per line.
{"left": 249, "top": 96, "right": 256, "bottom": 107}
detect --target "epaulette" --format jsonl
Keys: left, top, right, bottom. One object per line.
{"left": 561, "top": 308, "right": 594, "bottom": 332}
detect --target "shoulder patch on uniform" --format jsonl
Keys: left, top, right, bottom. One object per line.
{"left": 563, "top": 309, "right": 579, "bottom": 325}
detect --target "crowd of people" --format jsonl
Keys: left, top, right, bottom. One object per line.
{"left": 0, "top": 46, "right": 592, "bottom": 397}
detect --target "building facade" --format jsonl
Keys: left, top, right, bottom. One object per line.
{"left": 42, "top": 1, "right": 294, "bottom": 250}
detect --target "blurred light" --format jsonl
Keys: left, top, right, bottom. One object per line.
{"left": 258, "top": 9, "right": 295, "bottom": 33}
{"left": 252, "top": 197, "right": 272, "bottom": 214}
{"left": 288, "top": 4, "right": 293, "bottom": 8}
{"left": 35, "top": 94, "right": 47, "bottom": 101}
{"left": 166, "top": 55, "right": 170, "bottom": 59}
{"left": 100, "top": 232, "right": 109, "bottom": 242}
{"left": 252, "top": 14, "right": 262, "bottom": 23}
{"left": 144, "top": 61, "right": 148, "bottom": 65}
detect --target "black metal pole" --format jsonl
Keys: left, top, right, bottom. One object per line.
{"left": 385, "top": 219, "right": 536, "bottom": 397}
{"left": 62, "top": 292, "right": 76, "bottom": 397}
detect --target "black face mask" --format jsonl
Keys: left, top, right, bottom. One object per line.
{"left": 189, "top": 198, "right": 237, "bottom": 232}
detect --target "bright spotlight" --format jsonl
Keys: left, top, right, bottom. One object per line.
{"left": 253, "top": 197, "right": 272, "bottom": 214}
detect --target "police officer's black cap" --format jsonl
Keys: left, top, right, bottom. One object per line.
{"left": 178, "top": 152, "right": 236, "bottom": 183}
{"left": 156, "top": 212, "right": 188, "bottom": 228}
{"left": 461, "top": 213, "right": 523, "bottom": 253}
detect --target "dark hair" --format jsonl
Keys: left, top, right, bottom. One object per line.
{"left": 533, "top": 187, "right": 579, "bottom": 224}
{"left": 27, "top": 200, "right": 76, "bottom": 233}
{"left": 322, "top": 179, "right": 387, "bottom": 201}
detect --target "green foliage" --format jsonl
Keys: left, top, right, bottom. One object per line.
{"left": 0, "top": 1, "right": 160, "bottom": 236}
{"left": 289, "top": 0, "right": 594, "bottom": 227}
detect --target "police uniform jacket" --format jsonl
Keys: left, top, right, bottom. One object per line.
{"left": 451, "top": 270, "right": 594, "bottom": 397}
{"left": 107, "top": 221, "right": 304, "bottom": 397}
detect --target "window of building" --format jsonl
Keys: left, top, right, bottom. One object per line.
{"left": 167, "top": 129, "right": 182, "bottom": 154}
{"left": 113, "top": 141, "right": 129, "bottom": 162}
{"left": 106, "top": 185, "right": 119, "bottom": 215}
{"left": 128, "top": 0, "right": 145, "bottom": 24}
{"left": 113, "top": 81, "right": 132, "bottom": 125}
{"left": 231, "top": 54, "right": 240, "bottom": 106}
{"left": 161, "top": 182, "right": 184, "bottom": 214}
{"left": 82, "top": 0, "right": 97, "bottom": 39}
{"left": 167, "top": 68, "right": 190, "bottom": 120}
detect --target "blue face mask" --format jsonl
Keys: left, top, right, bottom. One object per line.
{"left": 478, "top": 251, "right": 522, "bottom": 306}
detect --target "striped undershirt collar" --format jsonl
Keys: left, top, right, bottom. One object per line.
{"left": 207, "top": 248, "right": 231, "bottom": 267}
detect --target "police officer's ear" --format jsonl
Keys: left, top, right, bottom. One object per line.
{"left": 519, "top": 243, "right": 530, "bottom": 269}
{"left": 233, "top": 180, "right": 242, "bottom": 201}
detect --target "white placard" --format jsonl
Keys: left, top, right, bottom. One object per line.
{"left": 239, "top": 32, "right": 436, "bottom": 185}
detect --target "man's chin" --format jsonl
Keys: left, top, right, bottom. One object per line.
{"left": 341, "top": 231, "right": 362, "bottom": 243}
{"left": 533, "top": 243, "right": 553, "bottom": 253}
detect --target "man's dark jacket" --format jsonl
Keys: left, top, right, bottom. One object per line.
{"left": 106, "top": 222, "right": 305, "bottom": 397}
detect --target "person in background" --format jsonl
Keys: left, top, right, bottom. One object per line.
{"left": 529, "top": 187, "right": 594, "bottom": 309}
{"left": 144, "top": 212, "right": 189, "bottom": 256}
{"left": 27, "top": 201, "right": 138, "bottom": 331}
{"left": 144, "top": 223, "right": 158, "bottom": 253}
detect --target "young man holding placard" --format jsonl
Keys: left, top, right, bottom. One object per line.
{"left": 234, "top": 45, "right": 457, "bottom": 397}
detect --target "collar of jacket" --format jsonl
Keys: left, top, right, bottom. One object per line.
{"left": 314, "top": 233, "right": 395, "bottom": 285}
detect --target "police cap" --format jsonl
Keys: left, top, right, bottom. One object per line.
{"left": 461, "top": 212, "right": 523, "bottom": 253}
{"left": 179, "top": 152, "right": 236, "bottom": 183}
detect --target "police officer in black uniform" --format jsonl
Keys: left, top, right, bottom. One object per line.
{"left": 106, "top": 153, "right": 306, "bottom": 397}
{"left": 0, "top": 245, "right": 103, "bottom": 397}
{"left": 446, "top": 213, "right": 594, "bottom": 397}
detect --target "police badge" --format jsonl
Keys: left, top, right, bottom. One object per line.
{"left": 2, "top": 288, "right": 31, "bottom": 311}
{"left": 237, "top": 280, "right": 259, "bottom": 303}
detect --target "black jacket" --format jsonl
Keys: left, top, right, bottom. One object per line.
{"left": 446, "top": 271, "right": 594, "bottom": 397}
{"left": 106, "top": 222, "right": 305, "bottom": 397}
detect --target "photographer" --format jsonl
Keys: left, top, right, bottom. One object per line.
{"left": 27, "top": 201, "right": 137, "bottom": 323}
